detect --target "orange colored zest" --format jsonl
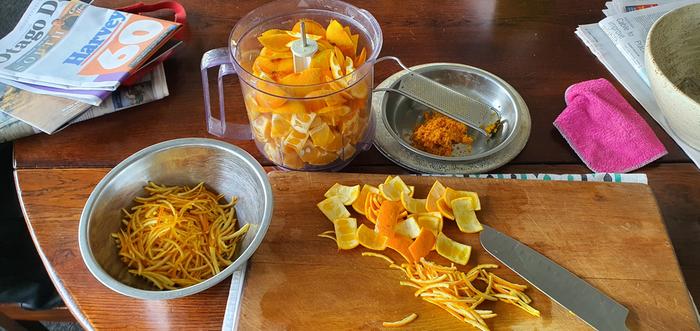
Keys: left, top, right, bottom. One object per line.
{"left": 411, "top": 112, "right": 474, "bottom": 157}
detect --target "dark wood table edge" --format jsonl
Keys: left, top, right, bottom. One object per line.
{"left": 13, "top": 170, "right": 94, "bottom": 331}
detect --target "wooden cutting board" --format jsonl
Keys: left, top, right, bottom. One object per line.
{"left": 239, "top": 172, "right": 698, "bottom": 330}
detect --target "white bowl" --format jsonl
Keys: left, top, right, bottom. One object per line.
{"left": 645, "top": 3, "right": 700, "bottom": 149}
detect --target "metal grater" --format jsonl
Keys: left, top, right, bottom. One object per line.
{"left": 374, "top": 57, "right": 501, "bottom": 136}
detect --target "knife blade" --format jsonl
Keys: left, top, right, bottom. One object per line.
{"left": 479, "top": 225, "right": 629, "bottom": 331}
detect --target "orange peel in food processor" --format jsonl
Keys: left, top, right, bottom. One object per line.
{"left": 244, "top": 12, "right": 379, "bottom": 170}
{"left": 201, "top": 0, "right": 382, "bottom": 171}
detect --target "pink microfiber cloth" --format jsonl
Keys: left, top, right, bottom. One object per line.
{"left": 554, "top": 78, "right": 667, "bottom": 173}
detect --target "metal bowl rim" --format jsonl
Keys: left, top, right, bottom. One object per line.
{"left": 380, "top": 63, "right": 521, "bottom": 161}
{"left": 78, "top": 138, "right": 273, "bottom": 300}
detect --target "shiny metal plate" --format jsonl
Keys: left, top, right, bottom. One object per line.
{"left": 372, "top": 63, "right": 531, "bottom": 174}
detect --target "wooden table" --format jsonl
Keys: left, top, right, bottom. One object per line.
{"left": 12, "top": 0, "right": 700, "bottom": 329}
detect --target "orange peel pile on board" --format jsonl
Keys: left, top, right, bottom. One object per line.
{"left": 246, "top": 19, "right": 371, "bottom": 170}
{"left": 316, "top": 177, "right": 539, "bottom": 330}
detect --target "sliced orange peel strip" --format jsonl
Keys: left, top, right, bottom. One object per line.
{"left": 382, "top": 313, "right": 418, "bottom": 328}
{"left": 361, "top": 252, "right": 395, "bottom": 265}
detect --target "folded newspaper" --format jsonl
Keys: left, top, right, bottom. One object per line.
{"left": 0, "top": 62, "right": 168, "bottom": 142}
{"left": 576, "top": 0, "right": 700, "bottom": 168}
{"left": 0, "top": 0, "right": 181, "bottom": 105}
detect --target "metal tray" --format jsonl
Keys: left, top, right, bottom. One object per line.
{"left": 373, "top": 63, "right": 531, "bottom": 174}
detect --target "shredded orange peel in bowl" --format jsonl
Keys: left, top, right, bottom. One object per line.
{"left": 316, "top": 176, "right": 540, "bottom": 330}
{"left": 112, "top": 182, "right": 250, "bottom": 290}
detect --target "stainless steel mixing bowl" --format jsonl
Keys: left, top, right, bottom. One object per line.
{"left": 381, "top": 63, "right": 522, "bottom": 161}
{"left": 78, "top": 138, "right": 273, "bottom": 300}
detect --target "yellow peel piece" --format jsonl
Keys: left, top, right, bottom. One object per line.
{"left": 271, "top": 100, "right": 306, "bottom": 115}
{"left": 290, "top": 112, "right": 316, "bottom": 133}
{"left": 270, "top": 113, "right": 291, "bottom": 138}
{"left": 285, "top": 30, "right": 323, "bottom": 40}
{"left": 283, "top": 129, "right": 309, "bottom": 154}
{"left": 357, "top": 224, "right": 388, "bottom": 250}
{"left": 250, "top": 115, "right": 271, "bottom": 141}
{"left": 326, "top": 19, "right": 354, "bottom": 50}
{"left": 444, "top": 187, "right": 481, "bottom": 211}
{"left": 309, "top": 122, "right": 335, "bottom": 149}
{"left": 310, "top": 49, "right": 333, "bottom": 70}
{"left": 344, "top": 56, "right": 354, "bottom": 75}
{"left": 384, "top": 175, "right": 394, "bottom": 185}
{"left": 350, "top": 34, "right": 359, "bottom": 56}
{"left": 260, "top": 47, "right": 293, "bottom": 59}
{"left": 292, "top": 19, "right": 326, "bottom": 36}
{"left": 436, "top": 232, "right": 471, "bottom": 265}
{"left": 317, "top": 196, "right": 351, "bottom": 221}
{"left": 356, "top": 47, "right": 367, "bottom": 66}
{"left": 436, "top": 198, "right": 455, "bottom": 220}
{"left": 409, "top": 212, "right": 443, "bottom": 220}
{"left": 426, "top": 180, "right": 446, "bottom": 212}
{"left": 352, "top": 184, "right": 379, "bottom": 214}
{"left": 257, "top": 33, "right": 295, "bottom": 52}
{"left": 452, "top": 198, "right": 483, "bottom": 233}
{"left": 394, "top": 216, "right": 421, "bottom": 239}
{"left": 324, "top": 183, "right": 361, "bottom": 205}
{"left": 379, "top": 176, "right": 411, "bottom": 201}
{"left": 329, "top": 50, "right": 344, "bottom": 80}
{"left": 401, "top": 191, "right": 427, "bottom": 214}
{"left": 332, "top": 218, "right": 359, "bottom": 250}
{"left": 415, "top": 216, "right": 443, "bottom": 238}
{"left": 280, "top": 67, "right": 323, "bottom": 86}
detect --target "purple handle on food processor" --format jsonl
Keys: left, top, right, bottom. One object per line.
{"left": 200, "top": 47, "right": 252, "bottom": 140}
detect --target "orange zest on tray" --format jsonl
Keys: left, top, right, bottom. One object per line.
{"left": 317, "top": 176, "right": 539, "bottom": 330}
{"left": 411, "top": 112, "right": 475, "bottom": 157}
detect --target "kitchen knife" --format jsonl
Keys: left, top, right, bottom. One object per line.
{"left": 479, "top": 225, "right": 629, "bottom": 331}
